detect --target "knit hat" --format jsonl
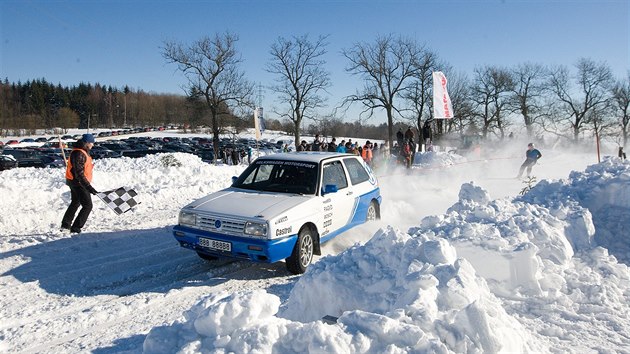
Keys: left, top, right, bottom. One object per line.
{"left": 82, "top": 134, "right": 95, "bottom": 143}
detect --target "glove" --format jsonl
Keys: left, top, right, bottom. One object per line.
{"left": 89, "top": 187, "right": 99, "bottom": 195}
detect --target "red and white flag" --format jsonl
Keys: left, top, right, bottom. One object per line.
{"left": 432, "top": 71, "right": 454, "bottom": 119}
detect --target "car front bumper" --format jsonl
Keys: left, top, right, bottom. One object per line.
{"left": 173, "top": 225, "right": 298, "bottom": 263}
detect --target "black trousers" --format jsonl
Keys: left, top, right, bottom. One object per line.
{"left": 61, "top": 183, "right": 93, "bottom": 231}
{"left": 517, "top": 159, "right": 537, "bottom": 178}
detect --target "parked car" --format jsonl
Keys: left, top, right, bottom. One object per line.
{"left": 1, "top": 148, "right": 45, "bottom": 167}
{"left": 40, "top": 154, "right": 66, "bottom": 168}
{"left": 172, "top": 152, "right": 382, "bottom": 274}
{"left": 90, "top": 145, "right": 121, "bottom": 159}
{"left": 0, "top": 154, "right": 18, "bottom": 171}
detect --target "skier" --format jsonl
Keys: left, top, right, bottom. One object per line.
{"left": 517, "top": 142, "right": 542, "bottom": 178}
{"left": 61, "top": 133, "right": 99, "bottom": 234}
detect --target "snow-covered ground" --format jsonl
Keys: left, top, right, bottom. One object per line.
{"left": 1, "top": 130, "right": 629, "bottom": 353}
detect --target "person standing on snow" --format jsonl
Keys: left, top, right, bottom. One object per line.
{"left": 296, "top": 140, "right": 308, "bottom": 152}
{"left": 396, "top": 128, "right": 404, "bottom": 147}
{"left": 327, "top": 138, "right": 337, "bottom": 152}
{"left": 361, "top": 140, "right": 373, "bottom": 166}
{"left": 422, "top": 120, "right": 433, "bottom": 151}
{"left": 516, "top": 142, "right": 542, "bottom": 178}
{"left": 61, "top": 133, "right": 99, "bottom": 234}
{"left": 311, "top": 134, "right": 322, "bottom": 151}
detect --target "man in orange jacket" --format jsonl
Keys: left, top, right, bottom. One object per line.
{"left": 61, "top": 133, "right": 99, "bottom": 234}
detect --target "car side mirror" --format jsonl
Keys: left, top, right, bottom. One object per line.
{"left": 231, "top": 176, "right": 238, "bottom": 185}
{"left": 322, "top": 184, "right": 338, "bottom": 195}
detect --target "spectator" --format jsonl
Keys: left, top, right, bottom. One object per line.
{"left": 312, "top": 134, "right": 322, "bottom": 151}
{"left": 422, "top": 120, "right": 433, "bottom": 151}
{"left": 361, "top": 141, "right": 373, "bottom": 165}
{"left": 337, "top": 140, "right": 347, "bottom": 153}
{"left": 396, "top": 128, "right": 404, "bottom": 147}
{"left": 327, "top": 138, "right": 337, "bottom": 152}
{"left": 401, "top": 142, "right": 412, "bottom": 168}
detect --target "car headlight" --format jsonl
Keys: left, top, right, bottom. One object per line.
{"left": 179, "top": 211, "right": 197, "bottom": 227}
{"left": 244, "top": 221, "right": 267, "bottom": 237}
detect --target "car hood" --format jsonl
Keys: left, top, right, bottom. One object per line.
{"left": 184, "top": 188, "right": 311, "bottom": 219}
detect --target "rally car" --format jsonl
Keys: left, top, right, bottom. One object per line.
{"left": 173, "top": 152, "right": 381, "bottom": 274}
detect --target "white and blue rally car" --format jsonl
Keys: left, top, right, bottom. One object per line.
{"left": 173, "top": 152, "right": 382, "bottom": 274}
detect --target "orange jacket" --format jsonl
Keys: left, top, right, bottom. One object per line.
{"left": 361, "top": 146, "right": 373, "bottom": 161}
{"left": 66, "top": 148, "right": 94, "bottom": 184}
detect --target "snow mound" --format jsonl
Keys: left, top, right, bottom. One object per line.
{"left": 0, "top": 152, "right": 246, "bottom": 238}
{"left": 520, "top": 156, "right": 630, "bottom": 263}
{"left": 142, "top": 158, "right": 630, "bottom": 353}
{"left": 144, "top": 227, "right": 540, "bottom": 353}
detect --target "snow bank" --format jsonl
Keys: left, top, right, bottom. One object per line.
{"left": 520, "top": 156, "right": 630, "bottom": 263}
{"left": 145, "top": 227, "right": 540, "bottom": 353}
{"left": 0, "top": 153, "right": 245, "bottom": 241}
{"left": 143, "top": 157, "right": 630, "bottom": 354}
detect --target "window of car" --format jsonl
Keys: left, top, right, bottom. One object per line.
{"left": 343, "top": 157, "right": 370, "bottom": 185}
{"left": 322, "top": 160, "right": 348, "bottom": 190}
{"left": 234, "top": 159, "right": 318, "bottom": 195}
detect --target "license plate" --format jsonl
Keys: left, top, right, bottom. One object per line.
{"left": 198, "top": 237, "right": 231, "bottom": 252}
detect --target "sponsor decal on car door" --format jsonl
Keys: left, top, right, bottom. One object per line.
{"left": 321, "top": 161, "right": 355, "bottom": 236}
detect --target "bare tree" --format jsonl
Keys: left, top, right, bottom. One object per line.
{"left": 546, "top": 58, "right": 613, "bottom": 141}
{"left": 611, "top": 72, "right": 630, "bottom": 147}
{"left": 266, "top": 34, "right": 331, "bottom": 147}
{"left": 471, "top": 65, "right": 514, "bottom": 138}
{"left": 402, "top": 49, "right": 440, "bottom": 143}
{"left": 587, "top": 101, "right": 617, "bottom": 147}
{"left": 509, "top": 62, "right": 547, "bottom": 139}
{"left": 162, "top": 32, "right": 255, "bottom": 161}
{"left": 342, "top": 34, "right": 425, "bottom": 150}
{"left": 444, "top": 71, "right": 475, "bottom": 136}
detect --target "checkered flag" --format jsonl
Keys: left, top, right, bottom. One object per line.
{"left": 97, "top": 187, "right": 139, "bottom": 215}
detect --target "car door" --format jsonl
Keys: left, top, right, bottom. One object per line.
{"left": 320, "top": 160, "right": 355, "bottom": 238}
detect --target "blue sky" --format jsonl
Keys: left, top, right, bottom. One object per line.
{"left": 1, "top": 0, "right": 628, "bottom": 123}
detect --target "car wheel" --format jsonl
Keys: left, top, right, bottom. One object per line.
{"left": 286, "top": 227, "right": 314, "bottom": 274}
{"left": 367, "top": 200, "right": 379, "bottom": 221}
{"left": 196, "top": 252, "right": 218, "bottom": 261}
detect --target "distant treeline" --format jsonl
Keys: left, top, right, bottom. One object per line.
{"left": 0, "top": 78, "right": 394, "bottom": 140}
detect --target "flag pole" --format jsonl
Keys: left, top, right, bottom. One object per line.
{"left": 58, "top": 135, "right": 67, "bottom": 167}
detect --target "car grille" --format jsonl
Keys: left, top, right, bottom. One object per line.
{"left": 197, "top": 214, "right": 246, "bottom": 235}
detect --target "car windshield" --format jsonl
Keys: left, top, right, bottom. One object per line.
{"left": 233, "top": 159, "right": 318, "bottom": 195}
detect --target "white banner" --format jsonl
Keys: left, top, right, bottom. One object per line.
{"left": 432, "top": 71, "right": 454, "bottom": 119}
{"left": 254, "top": 107, "right": 265, "bottom": 141}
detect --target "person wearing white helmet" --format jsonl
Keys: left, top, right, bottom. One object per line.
{"left": 517, "top": 142, "right": 542, "bottom": 178}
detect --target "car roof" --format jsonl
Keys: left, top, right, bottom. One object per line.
{"left": 257, "top": 152, "right": 353, "bottom": 163}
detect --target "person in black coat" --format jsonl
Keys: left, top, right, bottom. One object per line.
{"left": 422, "top": 120, "right": 433, "bottom": 151}
{"left": 61, "top": 134, "right": 99, "bottom": 233}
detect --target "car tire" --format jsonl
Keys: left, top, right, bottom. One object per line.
{"left": 367, "top": 200, "right": 380, "bottom": 221}
{"left": 196, "top": 252, "right": 218, "bottom": 261}
{"left": 286, "top": 227, "right": 314, "bottom": 274}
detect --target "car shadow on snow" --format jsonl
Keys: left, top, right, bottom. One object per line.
{"left": 0, "top": 226, "right": 297, "bottom": 297}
